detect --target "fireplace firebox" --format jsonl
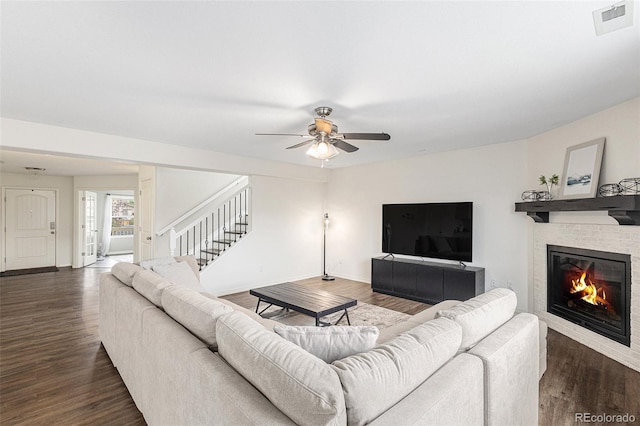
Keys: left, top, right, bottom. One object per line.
{"left": 547, "top": 245, "right": 631, "bottom": 346}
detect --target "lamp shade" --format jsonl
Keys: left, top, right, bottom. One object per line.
{"left": 306, "top": 140, "right": 338, "bottom": 160}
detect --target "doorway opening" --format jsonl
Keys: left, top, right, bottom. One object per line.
{"left": 78, "top": 189, "right": 136, "bottom": 268}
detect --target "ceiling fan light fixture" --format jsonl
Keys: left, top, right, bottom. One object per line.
{"left": 306, "top": 140, "right": 338, "bottom": 160}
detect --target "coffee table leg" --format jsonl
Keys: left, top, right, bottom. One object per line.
{"left": 256, "top": 299, "right": 276, "bottom": 317}
{"left": 344, "top": 308, "right": 351, "bottom": 325}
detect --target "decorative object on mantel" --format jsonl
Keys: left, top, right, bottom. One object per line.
{"left": 619, "top": 177, "right": 640, "bottom": 195}
{"left": 598, "top": 183, "right": 622, "bottom": 197}
{"left": 521, "top": 190, "right": 539, "bottom": 202}
{"left": 538, "top": 174, "right": 559, "bottom": 201}
{"left": 559, "top": 137, "right": 605, "bottom": 199}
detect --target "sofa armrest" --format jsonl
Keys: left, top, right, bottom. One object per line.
{"left": 371, "top": 354, "right": 483, "bottom": 426}
{"left": 468, "top": 313, "right": 539, "bottom": 426}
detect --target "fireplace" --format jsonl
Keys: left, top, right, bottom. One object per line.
{"left": 547, "top": 245, "right": 631, "bottom": 346}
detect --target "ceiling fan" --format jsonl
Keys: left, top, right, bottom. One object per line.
{"left": 256, "top": 107, "right": 390, "bottom": 160}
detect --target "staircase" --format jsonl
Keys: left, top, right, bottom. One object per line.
{"left": 162, "top": 177, "right": 251, "bottom": 270}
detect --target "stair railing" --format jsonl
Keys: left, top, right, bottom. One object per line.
{"left": 158, "top": 177, "right": 251, "bottom": 269}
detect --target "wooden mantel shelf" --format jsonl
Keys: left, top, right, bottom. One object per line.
{"left": 514, "top": 195, "right": 640, "bottom": 225}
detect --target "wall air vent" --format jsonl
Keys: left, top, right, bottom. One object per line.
{"left": 593, "top": 1, "right": 634, "bottom": 36}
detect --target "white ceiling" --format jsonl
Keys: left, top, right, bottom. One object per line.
{"left": 1, "top": 1, "right": 639, "bottom": 171}
{"left": 0, "top": 149, "right": 139, "bottom": 176}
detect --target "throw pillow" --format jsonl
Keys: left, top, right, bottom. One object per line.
{"left": 140, "top": 256, "right": 176, "bottom": 270}
{"left": 152, "top": 261, "right": 203, "bottom": 291}
{"left": 273, "top": 325, "right": 379, "bottom": 363}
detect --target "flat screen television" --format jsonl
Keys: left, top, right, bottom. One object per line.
{"left": 382, "top": 202, "right": 473, "bottom": 262}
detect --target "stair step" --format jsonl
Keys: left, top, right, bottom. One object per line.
{"left": 235, "top": 222, "right": 249, "bottom": 226}
{"left": 201, "top": 248, "right": 222, "bottom": 255}
{"left": 225, "top": 231, "right": 244, "bottom": 235}
{"left": 211, "top": 239, "right": 234, "bottom": 245}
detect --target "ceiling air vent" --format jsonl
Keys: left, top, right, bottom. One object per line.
{"left": 593, "top": 1, "right": 634, "bottom": 36}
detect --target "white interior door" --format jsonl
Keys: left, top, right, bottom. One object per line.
{"left": 140, "top": 179, "right": 154, "bottom": 261}
{"left": 4, "top": 189, "right": 56, "bottom": 270}
{"left": 83, "top": 191, "right": 98, "bottom": 266}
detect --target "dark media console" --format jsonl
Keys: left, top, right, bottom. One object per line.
{"left": 371, "top": 257, "right": 484, "bottom": 304}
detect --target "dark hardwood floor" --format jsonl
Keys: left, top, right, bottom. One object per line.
{"left": 0, "top": 268, "right": 145, "bottom": 425}
{"left": 1, "top": 268, "right": 638, "bottom": 425}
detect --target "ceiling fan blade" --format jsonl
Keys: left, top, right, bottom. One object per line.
{"left": 286, "top": 139, "right": 316, "bottom": 150}
{"left": 332, "top": 140, "right": 359, "bottom": 153}
{"left": 341, "top": 133, "right": 391, "bottom": 141}
{"left": 255, "top": 133, "right": 308, "bottom": 137}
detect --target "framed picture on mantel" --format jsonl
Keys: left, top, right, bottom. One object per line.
{"left": 560, "top": 137, "right": 605, "bottom": 199}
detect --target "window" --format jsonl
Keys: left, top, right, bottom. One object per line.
{"left": 111, "top": 196, "right": 134, "bottom": 236}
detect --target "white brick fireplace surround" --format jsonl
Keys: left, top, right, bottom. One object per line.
{"left": 533, "top": 223, "right": 639, "bottom": 372}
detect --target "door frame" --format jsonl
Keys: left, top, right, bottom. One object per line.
{"left": 83, "top": 191, "right": 98, "bottom": 266}
{"left": 1, "top": 186, "right": 59, "bottom": 272}
{"left": 73, "top": 186, "right": 138, "bottom": 268}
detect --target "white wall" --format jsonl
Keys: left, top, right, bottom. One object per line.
{"left": 326, "top": 140, "right": 531, "bottom": 311}
{"left": 201, "top": 175, "right": 326, "bottom": 296}
{"left": 1, "top": 172, "right": 74, "bottom": 268}
{"left": 154, "top": 168, "right": 241, "bottom": 230}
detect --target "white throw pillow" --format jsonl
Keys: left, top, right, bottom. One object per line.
{"left": 152, "top": 261, "right": 203, "bottom": 291}
{"left": 274, "top": 325, "right": 379, "bottom": 363}
{"left": 140, "top": 256, "right": 176, "bottom": 270}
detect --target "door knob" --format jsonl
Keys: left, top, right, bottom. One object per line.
{"left": 146, "top": 236, "right": 152, "bottom": 241}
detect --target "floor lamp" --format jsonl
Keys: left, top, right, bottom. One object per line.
{"left": 322, "top": 213, "right": 334, "bottom": 281}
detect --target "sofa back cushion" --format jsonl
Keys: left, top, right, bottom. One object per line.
{"left": 330, "top": 317, "right": 462, "bottom": 426}
{"left": 132, "top": 270, "right": 173, "bottom": 307}
{"left": 161, "top": 285, "right": 233, "bottom": 348}
{"left": 216, "top": 311, "right": 346, "bottom": 426}
{"left": 273, "top": 325, "right": 379, "bottom": 363}
{"left": 111, "top": 262, "right": 143, "bottom": 287}
{"left": 436, "top": 288, "right": 517, "bottom": 350}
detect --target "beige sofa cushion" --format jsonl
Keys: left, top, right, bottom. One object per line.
{"left": 201, "top": 293, "right": 280, "bottom": 331}
{"left": 331, "top": 317, "right": 462, "bottom": 426}
{"left": 216, "top": 311, "right": 347, "bottom": 426}
{"left": 274, "top": 325, "right": 379, "bottom": 363}
{"left": 161, "top": 285, "right": 233, "bottom": 348}
{"left": 132, "top": 270, "right": 173, "bottom": 307}
{"left": 377, "top": 299, "right": 461, "bottom": 344}
{"left": 111, "top": 262, "right": 143, "bottom": 287}
{"left": 436, "top": 288, "right": 517, "bottom": 350}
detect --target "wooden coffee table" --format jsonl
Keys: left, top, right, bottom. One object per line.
{"left": 250, "top": 282, "right": 357, "bottom": 326}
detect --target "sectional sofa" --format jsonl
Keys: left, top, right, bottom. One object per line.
{"left": 99, "top": 256, "right": 545, "bottom": 425}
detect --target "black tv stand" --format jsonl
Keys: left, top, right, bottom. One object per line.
{"left": 371, "top": 257, "right": 484, "bottom": 304}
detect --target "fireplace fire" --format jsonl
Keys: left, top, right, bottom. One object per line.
{"left": 547, "top": 245, "right": 630, "bottom": 346}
